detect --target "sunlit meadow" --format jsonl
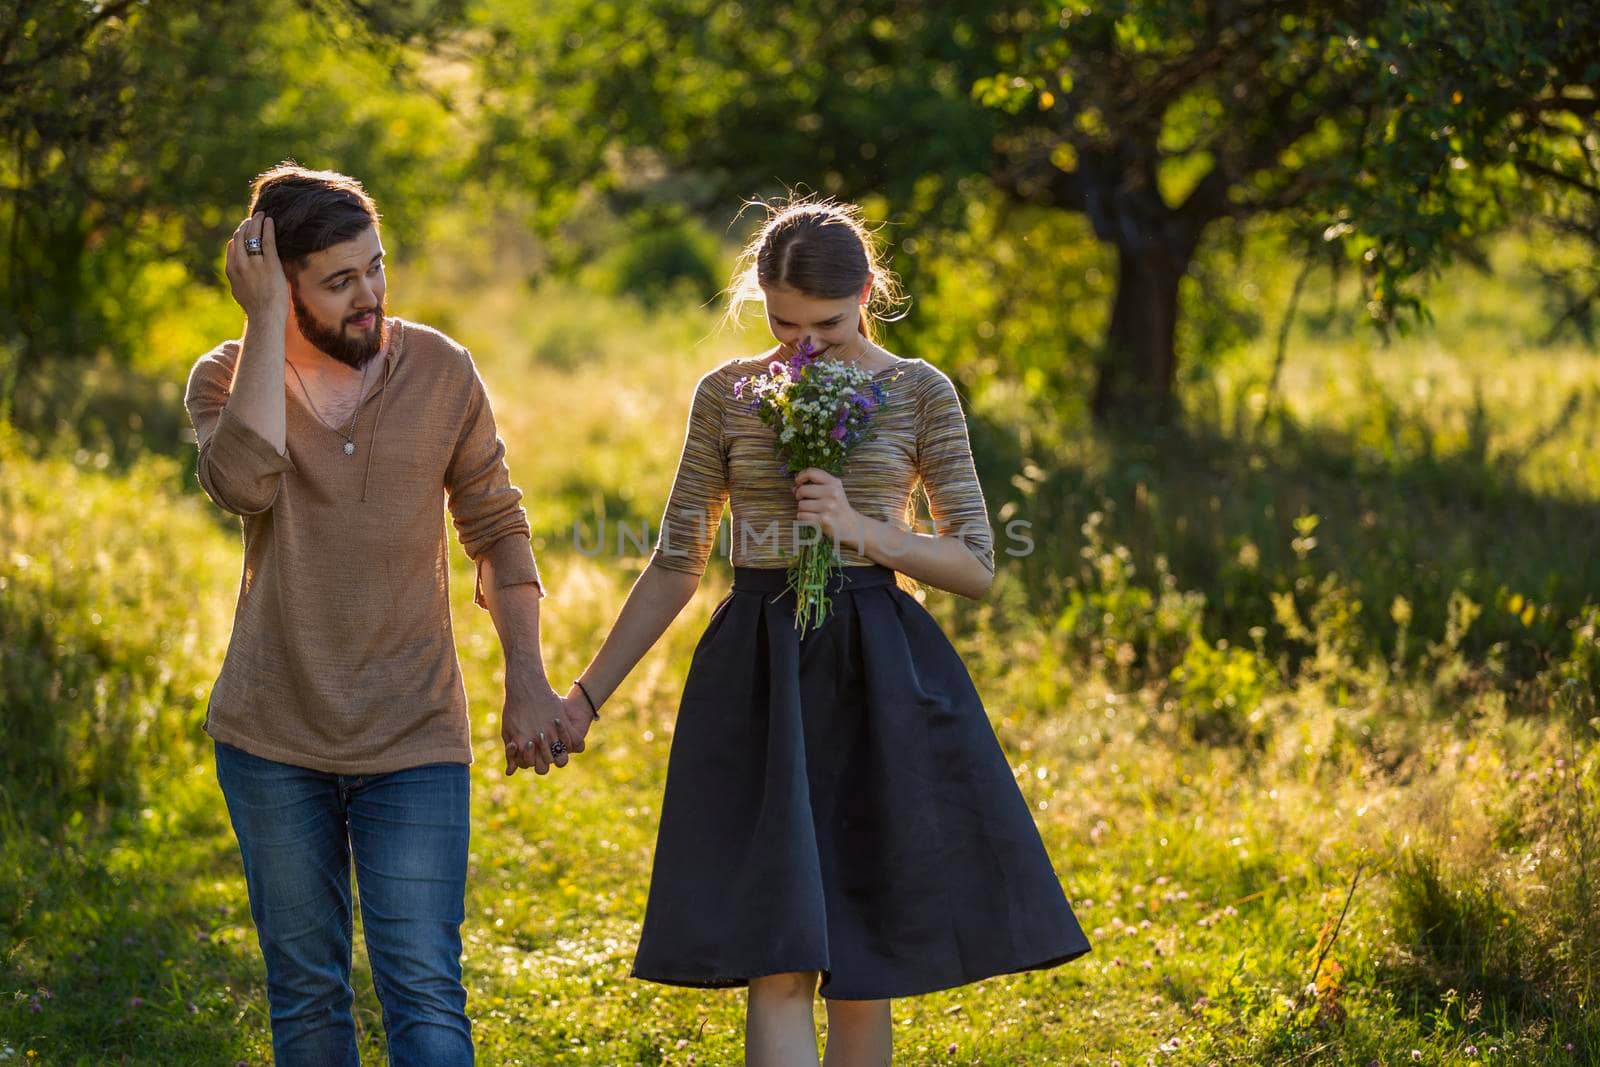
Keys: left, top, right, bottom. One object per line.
{"left": 2, "top": 231, "right": 1597, "bottom": 1064}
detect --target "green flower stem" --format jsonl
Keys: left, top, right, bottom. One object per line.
{"left": 786, "top": 537, "right": 842, "bottom": 637}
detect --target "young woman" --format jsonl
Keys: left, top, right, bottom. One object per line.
{"left": 562, "top": 198, "right": 1090, "bottom": 1065}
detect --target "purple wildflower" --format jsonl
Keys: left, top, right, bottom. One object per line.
{"left": 786, "top": 338, "right": 817, "bottom": 377}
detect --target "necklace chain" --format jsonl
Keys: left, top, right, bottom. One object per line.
{"left": 286, "top": 356, "right": 373, "bottom": 454}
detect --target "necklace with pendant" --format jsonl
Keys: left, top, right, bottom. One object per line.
{"left": 288, "top": 356, "right": 374, "bottom": 456}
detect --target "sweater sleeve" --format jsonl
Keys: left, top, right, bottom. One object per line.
{"left": 444, "top": 363, "right": 544, "bottom": 608}
{"left": 914, "top": 368, "right": 995, "bottom": 575}
{"left": 650, "top": 370, "right": 729, "bottom": 576}
{"left": 184, "top": 351, "right": 297, "bottom": 516}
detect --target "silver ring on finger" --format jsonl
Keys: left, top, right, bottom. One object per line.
{"left": 244, "top": 235, "right": 264, "bottom": 255}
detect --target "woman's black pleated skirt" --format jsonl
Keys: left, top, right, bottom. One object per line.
{"left": 630, "top": 564, "right": 1092, "bottom": 1000}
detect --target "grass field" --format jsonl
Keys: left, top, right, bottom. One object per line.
{"left": 2, "top": 243, "right": 1597, "bottom": 1064}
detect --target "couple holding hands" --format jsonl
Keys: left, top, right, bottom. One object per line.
{"left": 185, "top": 163, "right": 1090, "bottom": 1066}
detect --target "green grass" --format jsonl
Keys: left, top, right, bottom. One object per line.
{"left": 3, "top": 243, "right": 1599, "bottom": 1063}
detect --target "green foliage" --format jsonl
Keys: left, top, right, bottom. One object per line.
{"left": 0, "top": 427, "right": 233, "bottom": 825}
{"left": 1390, "top": 849, "right": 1527, "bottom": 998}
{"left": 11, "top": 1, "right": 1599, "bottom": 428}
{"left": 1307, "top": 0, "right": 1600, "bottom": 329}
{"left": 469, "top": 0, "right": 1600, "bottom": 420}
{"left": 1053, "top": 509, "right": 1207, "bottom": 683}
{"left": 586, "top": 218, "right": 723, "bottom": 309}
{"left": 890, "top": 194, "right": 1110, "bottom": 416}
{"left": 1, "top": 0, "right": 468, "bottom": 422}
{"left": 468, "top": 0, "right": 1004, "bottom": 224}
{"left": 1557, "top": 607, "right": 1600, "bottom": 697}
{"left": 1384, "top": 732, "right": 1600, "bottom": 1030}
{"left": 1170, "top": 636, "right": 1273, "bottom": 746}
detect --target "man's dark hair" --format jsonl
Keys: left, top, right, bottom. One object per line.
{"left": 247, "top": 161, "right": 380, "bottom": 270}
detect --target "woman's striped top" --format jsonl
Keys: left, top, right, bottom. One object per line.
{"left": 650, "top": 353, "right": 995, "bottom": 578}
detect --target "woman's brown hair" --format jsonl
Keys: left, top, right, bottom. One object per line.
{"left": 726, "top": 196, "right": 904, "bottom": 339}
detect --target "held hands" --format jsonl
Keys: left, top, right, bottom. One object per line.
{"left": 225, "top": 212, "right": 289, "bottom": 321}
{"left": 501, "top": 666, "right": 592, "bottom": 776}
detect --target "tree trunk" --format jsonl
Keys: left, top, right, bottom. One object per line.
{"left": 1091, "top": 236, "right": 1191, "bottom": 425}
{"left": 1030, "top": 144, "right": 1229, "bottom": 423}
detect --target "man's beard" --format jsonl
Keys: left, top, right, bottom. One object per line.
{"left": 291, "top": 288, "right": 388, "bottom": 370}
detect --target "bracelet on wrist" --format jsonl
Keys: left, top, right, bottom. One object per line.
{"left": 574, "top": 679, "right": 600, "bottom": 720}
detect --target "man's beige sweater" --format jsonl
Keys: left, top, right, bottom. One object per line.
{"left": 184, "top": 318, "right": 543, "bottom": 774}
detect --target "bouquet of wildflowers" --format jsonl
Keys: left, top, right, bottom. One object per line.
{"left": 734, "top": 339, "right": 890, "bottom": 634}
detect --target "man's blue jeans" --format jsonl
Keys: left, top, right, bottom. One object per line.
{"left": 214, "top": 741, "right": 474, "bottom": 1066}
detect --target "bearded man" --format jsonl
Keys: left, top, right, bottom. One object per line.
{"left": 184, "top": 163, "right": 593, "bottom": 1065}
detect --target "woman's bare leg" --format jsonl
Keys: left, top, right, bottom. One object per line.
{"left": 821, "top": 997, "right": 891, "bottom": 1067}
{"left": 746, "top": 971, "right": 821, "bottom": 1067}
